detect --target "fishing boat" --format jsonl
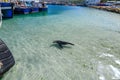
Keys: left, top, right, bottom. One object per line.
{"left": 29, "top": 1, "right": 39, "bottom": 13}
{"left": 14, "top": 0, "right": 47, "bottom": 14}
{"left": 14, "top": 1, "right": 31, "bottom": 14}
{"left": 14, "top": 1, "right": 39, "bottom": 14}
{"left": 39, "top": 7, "right": 47, "bottom": 11}
{"left": 39, "top": 2, "right": 48, "bottom": 11}
{"left": 14, "top": 7, "right": 31, "bottom": 14}
{"left": 0, "top": 2, "right": 13, "bottom": 18}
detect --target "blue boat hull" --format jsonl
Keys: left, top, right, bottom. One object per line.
{"left": 14, "top": 8, "right": 31, "bottom": 14}
{"left": 30, "top": 7, "right": 39, "bottom": 13}
{"left": 39, "top": 7, "right": 48, "bottom": 11}
{"left": 14, "top": 7, "right": 47, "bottom": 15}
{"left": 0, "top": 3, "right": 13, "bottom": 18}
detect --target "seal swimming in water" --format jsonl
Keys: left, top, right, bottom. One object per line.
{"left": 53, "top": 40, "right": 74, "bottom": 49}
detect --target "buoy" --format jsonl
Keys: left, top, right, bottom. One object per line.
{"left": 0, "top": 39, "right": 15, "bottom": 76}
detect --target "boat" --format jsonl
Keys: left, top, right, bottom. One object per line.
{"left": 39, "top": 7, "right": 48, "bottom": 11}
{"left": 0, "top": 2, "right": 13, "bottom": 18}
{"left": 0, "top": 39, "right": 15, "bottom": 76}
{"left": 30, "top": 7, "right": 39, "bottom": 13}
{"left": 14, "top": 1, "right": 31, "bottom": 14}
{"left": 14, "top": 1, "right": 39, "bottom": 14}
{"left": 38, "top": 2, "right": 48, "bottom": 11}
{"left": 14, "top": 1, "right": 48, "bottom": 14}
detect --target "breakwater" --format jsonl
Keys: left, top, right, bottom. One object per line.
{"left": 89, "top": 6, "right": 120, "bottom": 14}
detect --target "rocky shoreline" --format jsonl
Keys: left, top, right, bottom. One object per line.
{"left": 89, "top": 6, "right": 120, "bottom": 14}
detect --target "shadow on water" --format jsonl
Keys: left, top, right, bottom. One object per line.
{"left": 47, "top": 5, "right": 78, "bottom": 15}
{"left": 28, "top": 11, "right": 48, "bottom": 17}
{"left": 114, "top": 31, "right": 120, "bottom": 34}
{"left": 14, "top": 11, "right": 48, "bottom": 18}
{"left": 50, "top": 44, "right": 72, "bottom": 50}
{"left": 0, "top": 75, "right": 4, "bottom": 80}
{"left": 2, "top": 18, "right": 13, "bottom": 20}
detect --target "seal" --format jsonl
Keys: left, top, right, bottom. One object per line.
{"left": 53, "top": 40, "right": 74, "bottom": 48}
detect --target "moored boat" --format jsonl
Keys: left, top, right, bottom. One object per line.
{"left": 38, "top": 2, "right": 48, "bottom": 11}
{"left": 14, "top": 1, "right": 48, "bottom": 14}
{"left": 30, "top": 7, "right": 39, "bottom": 13}
{"left": 39, "top": 7, "right": 47, "bottom": 11}
{"left": 0, "top": 2, "right": 13, "bottom": 18}
{"left": 14, "top": 7, "right": 31, "bottom": 14}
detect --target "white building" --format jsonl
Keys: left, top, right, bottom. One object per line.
{"left": 85, "top": 0, "right": 101, "bottom": 5}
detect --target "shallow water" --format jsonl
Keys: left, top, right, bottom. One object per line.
{"left": 0, "top": 5, "right": 120, "bottom": 80}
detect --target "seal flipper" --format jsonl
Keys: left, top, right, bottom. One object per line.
{"left": 67, "top": 43, "right": 74, "bottom": 45}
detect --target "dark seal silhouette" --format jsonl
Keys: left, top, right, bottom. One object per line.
{"left": 53, "top": 40, "right": 74, "bottom": 49}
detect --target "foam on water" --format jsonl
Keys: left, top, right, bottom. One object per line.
{"left": 0, "top": 5, "right": 120, "bottom": 80}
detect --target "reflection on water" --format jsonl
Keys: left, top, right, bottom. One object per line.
{"left": 14, "top": 11, "right": 48, "bottom": 18}
{"left": 0, "top": 5, "right": 120, "bottom": 80}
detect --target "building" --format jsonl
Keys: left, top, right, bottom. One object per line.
{"left": 85, "top": 0, "right": 101, "bottom": 5}
{"left": 0, "top": 0, "right": 18, "bottom": 2}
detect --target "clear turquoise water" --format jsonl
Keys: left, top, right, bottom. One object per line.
{"left": 0, "top": 5, "right": 120, "bottom": 80}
